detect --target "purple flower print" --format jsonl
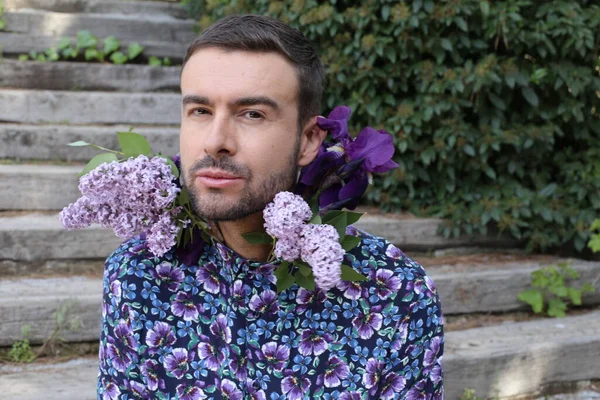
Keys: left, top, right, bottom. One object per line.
{"left": 113, "top": 320, "right": 137, "bottom": 350}
{"left": 197, "top": 338, "right": 226, "bottom": 371}
{"left": 210, "top": 314, "right": 232, "bottom": 344}
{"left": 385, "top": 244, "right": 405, "bottom": 260}
{"left": 298, "top": 328, "right": 332, "bottom": 356}
{"left": 229, "top": 349, "right": 251, "bottom": 381}
{"left": 100, "top": 378, "right": 121, "bottom": 400}
{"left": 295, "top": 287, "right": 326, "bottom": 313}
{"left": 430, "top": 363, "right": 443, "bottom": 385}
{"left": 245, "top": 381, "right": 267, "bottom": 400}
{"left": 105, "top": 340, "right": 132, "bottom": 373}
{"left": 405, "top": 379, "right": 428, "bottom": 400}
{"left": 109, "top": 279, "right": 121, "bottom": 301}
{"left": 322, "top": 355, "right": 350, "bottom": 388}
{"left": 150, "top": 262, "right": 184, "bottom": 292}
{"left": 257, "top": 342, "right": 290, "bottom": 372}
{"left": 140, "top": 359, "right": 164, "bottom": 391}
{"left": 195, "top": 262, "right": 222, "bottom": 294}
{"left": 171, "top": 291, "right": 204, "bottom": 322}
{"left": 423, "top": 336, "right": 442, "bottom": 368}
{"left": 145, "top": 321, "right": 176, "bottom": 351}
{"left": 371, "top": 269, "right": 402, "bottom": 300}
{"left": 219, "top": 379, "right": 243, "bottom": 400}
{"left": 362, "top": 358, "right": 384, "bottom": 396}
{"left": 352, "top": 306, "right": 383, "bottom": 339}
{"left": 281, "top": 370, "right": 311, "bottom": 400}
{"left": 379, "top": 372, "right": 407, "bottom": 400}
{"left": 123, "top": 380, "right": 150, "bottom": 399}
{"left": 163, "top": 347, "right": 194, "bottom": 379}
{"left": 249, "top": 290, "right": 279, "bottom": 315}
{"left": 230, "top": 280, "right": 250, "bottom": 309}
{"left": 337, "top": 280, "right": 366, "bottom": 300}
{"left": 176, "top": 381, "right": 207, "bottom": 400}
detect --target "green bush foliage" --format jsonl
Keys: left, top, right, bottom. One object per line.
{"left": 183, "top": 0, "right": 600, "bottom": 252}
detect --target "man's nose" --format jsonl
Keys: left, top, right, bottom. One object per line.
{"left": 203, "top": 114, "right": 237, "bottom": 158}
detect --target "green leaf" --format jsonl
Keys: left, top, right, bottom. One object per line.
{"left": 297, "top": 263, "right": 312, "bottom": 276}
{"left": 568, "top": 288, "right": 582, "bottom": 305}
{"left": 177, "top": 186, "right": 190, "bottom": 206}
{"left": 57, "top": 37, "right": 72, "bottom": 50}
{"left": 440, "top": 38, "right": 453, "bottom": 52}
{"left": 587, "top": 235, "right": 600, "bottom": 253}
{"left": 589, "top": 219, "right": 600, "bottom": 232}
{"left": 480, "top": 1, "right": 490, "bottom": 16}
{"left": 322, "top": 211, "right": 348, "bottom": 238}
{"left": 241, "top": 232, "right": 273, "bottom": 245}
{"left": 547, "top": 298, "right": 567, "bottom": 318}
{"left": 128, "top": 42, "right": 144, "bottom": 60}
{"left": 275, "top": 265, "right": 295, "bottom": 292}
{"left": 67, "top": 141, "right": 90, "bottom": 147}
{"left": 463, "top": 144, "right": 476, "bottom": 156}
{"left": 295, "top": 272, "right": 315, "bottom": 291}
{"left": 84, "top": 48, "right": 101, "bottom": 61}
{"left": 117, "top": 130, "right": 151, "bottom": 157}
{"left": 109, "top": 51, "right": 128, "bottom": 65}
{"left": 517, "top": 289, "right": 544, "bottom": 313}
{"left": 521, "top": 87, "right": 539, "bottom": 107}
{"left": 341, "top": 235, "right": 362, "bottom": 251}
{"left": 148, "top": 55, "right": 162, "bottom": 67}
{"left": 76, "top": 30, "right": 98, "bottom": 49}
{"left": 79, "top": 153, "right": 118, "bottom": 177}
{"left": 103, "top": 36, "right": 120, "bottom": 55}
{"left": 309, "top": 214, "right": 322, "bottom": 224}
{"left": 341, "top": 264, "right": 368, "bottom": 282}
{"left": 345, "top": 211, "right": 364, "bottom": 225}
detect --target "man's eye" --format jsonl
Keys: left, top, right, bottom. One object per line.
{"left": 191, "top": 108, "right": 209, "bottom": 116}
{"left": 245, "top": 111, "right": 264, "bottom": 120}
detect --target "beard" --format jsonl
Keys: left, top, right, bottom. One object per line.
{"left": 182, "top": 141, "right": 300, "bottom": 222}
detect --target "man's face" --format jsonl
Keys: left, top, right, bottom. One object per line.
{"left": 179, "top": 48, "right": 303, "bottom": 221}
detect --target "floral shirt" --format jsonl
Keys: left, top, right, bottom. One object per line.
{"left": 97, "top": 228, "right": 444, "bottom": 400}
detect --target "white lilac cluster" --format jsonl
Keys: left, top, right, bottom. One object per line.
{"left": 263, "top": 192, "right": 345, "bottom": 291}
{"left": 59, "top": 155, "right": 182, "bottom": 257}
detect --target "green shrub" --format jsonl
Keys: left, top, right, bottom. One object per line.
{"left": 7, "top": 326, "right": 36, "bottom": 363}
{"left": 18, "top": 31, "right": 148, "bottom": 65}
{"left": 518, "top": 262, "right": 595, "bottom": 317}
{"left": 183, "top": 0, "right": 600, "bottom": 253}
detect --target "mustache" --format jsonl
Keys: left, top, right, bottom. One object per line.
{"left": 188, "top": 156, "right": 252, "bottom": 180}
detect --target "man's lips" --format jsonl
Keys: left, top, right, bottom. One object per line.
{"left": 194, "top": 169, "right": 244, "bottom": 188}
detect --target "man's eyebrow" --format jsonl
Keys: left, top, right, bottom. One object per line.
{"left": 182, "top": 95, "right": 211, "bottom": 106}
{"left": 230, "top": 96, "right": 281, "bottom": 112}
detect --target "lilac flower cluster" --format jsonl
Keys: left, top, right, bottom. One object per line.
{"left": 263, "top": 191, "right": 312, "bottom": 262}
{"left": 59, "top": 155, "right": 182, "bottom": 257}
{"left": 263, "top": 192, "right": 345, "bottom": 291}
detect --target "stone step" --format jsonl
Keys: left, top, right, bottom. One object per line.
{"left": 0, "top": 213, "right": 122, "bottom": 262}
{"left": 0, "top": 276, "right": 101, "bottom": 346}
{"left": 0, "top": 59, "right": 181, "bottom": 92}
{"left": 4, "top": 0, "right": 188, "bottom": 19}
{"left": 0, "top": 89, "right": 180, "bottom": 125}
{"left": 445, "top": 311, "right": 600, "bottom": 399}
{"left": 2, "top": 8, "right": 196, "bottom": 44}
{"left": 1, "top": 312, "right": 599, "bottom": 400}
{"left": 0, "top": 32, "right": 186, "bottom": 59}
{"left": 0, "top": 123, "right": 179, "bottom": 162}
{"left": 0, "top": 357, "right": 97, "bottom": 400}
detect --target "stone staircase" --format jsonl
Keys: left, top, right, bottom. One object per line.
{"left": 1, "top": 1, "right": 599, "bottom": 399}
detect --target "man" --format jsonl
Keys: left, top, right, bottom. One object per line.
{"left": 98, "top": 15, "right": 443, "bottom": 400}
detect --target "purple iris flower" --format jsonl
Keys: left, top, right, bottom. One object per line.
{"left": 352, "top": 305, "right": 383, "bottom": 339}
{"left": 423, "top": 336, "right": 442, "bottom": 368}
{"left": 195, "top": 262, "right": 222, "bottom": 294}
{"left": 149, "top": 262, "right": 184, "bottom": 292}
{"left": 140, "top": 359, "right": 164, "bottom": 391}
{"left": 163, "top": 347, "right": 194, "bottom": 379}
{"left": 209, "top": 314, "right": 232, "bottom": 344}
{"left": 105, "top": 340, "right": 132, "bottom": 373}
{"left": 362, "top": 358, "right": 384, "bottom": 395}
{"left": 113, "top": 320, "right": 137, "bottom": 350}
{"left": 219, "top": 379, "right": 243, "bottom": 400}
{"left": 298, "top": 328, "right": 332, "bottom": 356}
{"left": 123, "top": 380, "right": 150, "bottom": 399}
{"left": 171, "top": 291, "right": 204, "bottom": 322}
{"left": 100, "top": 378, "right": 121, "bottom": 400}
{"left": 145, "top": 321, "right": 176, "bottom": 350}
{"left": 257, "top": 342, "right": 290, "bottom": 371}
{"left": 298, "top": 106, "right": 399, "bottom": 210}
{"left": 379, "top": 372, "right": 407, "bottom": 400}
{"left": 248, "top": 290, "right": 279, "bottom": 315}
{"left": 281, "top": 370, "right": 311, "bottom": 400}
{"left": 197, "top": 339, "right": 226, "bottom": 371}
{"left": 372, "top": 269, "right": 402, "bottom": 300}
{"left": 176, "top": 381, "right": 206, "bottom": 400}
{"left": 322, "top": 355, "right": 351, "bottom": 388}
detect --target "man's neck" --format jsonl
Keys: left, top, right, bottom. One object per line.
{"left": 216, "top": 212, "right": 272, "bottom": 262}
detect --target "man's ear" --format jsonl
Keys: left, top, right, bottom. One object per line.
{"left": 297, "top": 116, "right": 327, "bottom": 167}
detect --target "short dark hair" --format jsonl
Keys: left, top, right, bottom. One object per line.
{"left": 182, "top": 14, "right": 326, "bottom": 131}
